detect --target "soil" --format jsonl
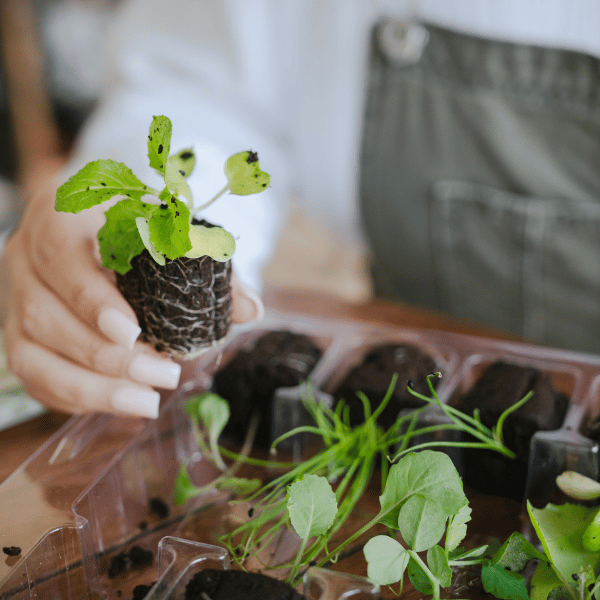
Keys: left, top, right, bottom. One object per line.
{"left": 331, "top": 343, "right": 439, "bottom": 429}
{"left": 116, "top": 219, "right": 232, "bottom": 359}
{"left": 454, "top": 360, "right": 569, "bottom": 501}
{"left": 184, "top": 569, "right": 304, "bottom": 600}
{"left": 149, "top": 497, "right": 170, "bottom": 519}
{"left": 2, "top": 546, "right": 20, "bottom": 557}
{"left": 213, "top": 330, "right": 323, "bottom": 447}
{"left": 131, "top": 582, "right": 156, "bottom": 600}
{"left": 108, "top": 545, "right": 154, "bottom": 578}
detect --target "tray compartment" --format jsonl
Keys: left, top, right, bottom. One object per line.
{"left": 5, "top": 310, "right": 600, "bottom": 599}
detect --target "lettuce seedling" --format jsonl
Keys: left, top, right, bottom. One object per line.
{"left": 55, "top": 115, "right": 270, "bottom": 274}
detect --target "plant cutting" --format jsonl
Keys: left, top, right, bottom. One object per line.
{"left": 174, "top": 373, "right": 538, "bottom": 597}
{"left": 55, "top": 115, "right": 270, "bottom": 357}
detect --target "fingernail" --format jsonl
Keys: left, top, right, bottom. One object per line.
{"left": 129, "top": 355, "right": 181, "bottom": 389}
{"left": 98, "top": 307, "right": 141, "bottom": 350}
{"left": 111, "top": 386, "right": 161, "bottom": 418}
{"left": 238, "top": 281, "right": 265, "bottom": 321}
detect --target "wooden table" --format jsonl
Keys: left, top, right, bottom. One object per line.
{"left": 0, "top": 287, "right": 520, "bottom": 487}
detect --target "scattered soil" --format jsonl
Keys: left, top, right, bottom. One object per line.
{"left": 116, "top": 219, "right": 232, "bottom": 359}
{"left": 331, "top": 343, "right": 439, "bottom": 429}
{"left": 213, "top": 330, "right": 323, "bottom": 446}
{"left": 131, "top": 581, "right": 156, "bottom": 600}
{"left": 149, "top": 497, "right": 170, "bottom": 519}
{"left": 184, "top": 569, "right": 304, "bottom": 600}
{"left": 455, "top": 360, "right": 569, "bottom": 501}
{"left": 108, "top": 545, "right": 154, "bottom": 578}
{"left": 2, "top": 546, "right": 21, "bottom": 557}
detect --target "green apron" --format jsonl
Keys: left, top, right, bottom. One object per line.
{"left": 359, "top": 20, "right": 600, "bottom": 353}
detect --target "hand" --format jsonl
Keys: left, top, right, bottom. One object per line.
{"left": 2, "top": 167, "right": 264, "bottom": 418}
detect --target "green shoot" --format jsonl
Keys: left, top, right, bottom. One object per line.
{"left": 55, "top": 115, "right": 270, "bottom": 273}
{"left": 171, "top": 373, "right": 534, "bottom": 591}
{"left": 286, "top": 475, "right": 338, "bottom": 582}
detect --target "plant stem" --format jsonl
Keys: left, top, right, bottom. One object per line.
{"left": 195, "top": 183, "right": 229, "bottom": 211}
{"left": 289, "top": 532, "right": 310, "bottom": 584}
{"left": 408, "top": 549, "right": 440, "bottom": 600}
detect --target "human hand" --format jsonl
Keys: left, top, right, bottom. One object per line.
{"left": 3, "top": 169, "right": 264, "bottom": 419}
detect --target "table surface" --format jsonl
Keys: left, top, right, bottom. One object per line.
{"left": 0, "top": 287, "right": 522, "bottom": 486}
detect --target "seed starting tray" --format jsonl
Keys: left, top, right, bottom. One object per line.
{"left": 2, "top": 308, "right": 600, "bottom": 600}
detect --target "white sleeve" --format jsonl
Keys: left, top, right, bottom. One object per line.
{"left": 61, "top": 0, "right": 292, "bottom": 292}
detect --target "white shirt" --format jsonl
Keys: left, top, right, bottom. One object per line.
{"left": 65, "top": 0, "right": 600, "bottom": 290}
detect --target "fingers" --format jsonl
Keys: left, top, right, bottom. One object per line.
{"left": 4, "top": 318, "right": 161, "bottom": 418}
{"left": 9, "top": 241, "right": 181, "bottom": 390}
{"left": 25, "top": 211, "right": 141, "bottom": 346}
{"left": 231, "top": 274, "right": 265, "bottom": 324}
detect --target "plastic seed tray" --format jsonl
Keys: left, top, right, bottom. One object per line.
{"left": 2, "top": 308, "right": 600, "bottom": 600}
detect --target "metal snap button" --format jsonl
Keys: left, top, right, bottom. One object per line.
{"left": 378, "top": 20, "right": 429, "bottom": 64}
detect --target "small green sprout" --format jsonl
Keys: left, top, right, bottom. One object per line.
{"left": 55, "top": 115, "right": 270, "bottom": 273}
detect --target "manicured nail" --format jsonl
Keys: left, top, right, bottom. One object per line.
{"left": 238, "top": 281, "right": 265, "bottom": 321}
{"left": 129, "top": 355, "right": 181, "bottom": 390}
{"left": 98, "top": 307, "right": 141, "bottom": 349}
{"left": 111, "top": 386, "right": 160, "bottom": 418}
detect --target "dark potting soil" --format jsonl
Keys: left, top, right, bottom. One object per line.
{"left": 184, "top": 569, "right": 304, "bottom": 600}
{"left": 131, "top": 582, "right": 156, "bottom": 600}
{"left": 108, "top": 545, "right": 154, "bottom": 578}
{"left": 149, "top": 496, "right": 170, "bottom": 519}
{"left": 455, "top": 360, "right": 569, "bottom": 501}
{"left": 2, "top": 546, "right": 21, "bottom": 557}
{"left": 213, "top": 330, "right": 323, "bottom": 447}
{"left": 331, "top": 343, "right": 439, "bottom": 429}
{"left": 116, "top": 219, "right": 232, "bottom": 358}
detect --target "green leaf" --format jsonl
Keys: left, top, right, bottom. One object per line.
{"left": 528, "top": 501, "right": 600, "bottom": 592}
{"left": 363, "top": 535, "right": 409, "bottom": 586}
{"left": 167, "top": 147, "right": 196, "bottom": 178}
{"left": 185, "top": 223, "right": 235, "bottom": 262}
{"left": 56, "top": 159, "right": 150, "bottom": 213}
{"left": 491, "top": 531, "right": 545, "bottom": 572}
{"left": 530, "top": 561, "right": 569, "bottom": 600}
{"left": 148, "top": 196, "right": 191, "bottom": 259}
{"left": 287, "top": 474, "right": 338, "bottom": 539}
{"left": 173, "top": 462, "right": 202, "bottom": 506}
{"left": 450, "top": 545, "right": 489, "bottom": 561}
{"left": 407, "top": 556, "right": 433, "bottom": 596}
{"left": 481, "top": 565, "right": 529, "bottom": 600}
{"left": 399, "top": 494, "right": 448, "bottom": 551}
{"left": 147, "top": 115, "right": 172, "bottom": 174}
{"left": 378, "top": 451, "right": 466, "bottom": 530}
{"left": 165, "top": 160, "right": 193, "bottom": 206}
{"left": 136, "top": 217, "right": 166, "bottom": 266}
{"left": 427, "top": 545, "right": 453, "bottom": 588}
{"left": 216, "top": 477, "right": 262, "bottom": 495}
{"left": 194, "top": 393, "right": 230, "bottom": 454}
{"left": 446, "top": 505, "right": 472, "bottom": 552}
{"left": 481, "top": 564, "right": 529, "bottom": 600}
{"left": 97, "top": 198, "right": 157, "bottom": 274}
{"left": 224, "top": 150, "right": 271, "bottom": 195}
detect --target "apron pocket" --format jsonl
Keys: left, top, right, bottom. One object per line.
{"left": 430, "top": 180, "right": 600, "bottom": 352}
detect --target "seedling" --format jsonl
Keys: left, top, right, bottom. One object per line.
{"left": 175, "top": 374, "right": 540, "bottom": 595}
{"left": 55, "top": 115, "right": 270, "bottom": 356}
{"left": 55, "top": 115, "right": 270, "bottom": 273}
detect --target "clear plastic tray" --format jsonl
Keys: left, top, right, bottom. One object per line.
{"left": 2, "top": 308, "right": 600, "bottom": 600}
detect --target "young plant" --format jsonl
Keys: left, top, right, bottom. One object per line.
{"left": 174, "top": 373, "right": 533, "bottom": 591}
{"left": 55, "top": 115, "right": 270, "bottom": 356}
{"left": 362, "top": 453, "right": 545, "bottom": 600}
